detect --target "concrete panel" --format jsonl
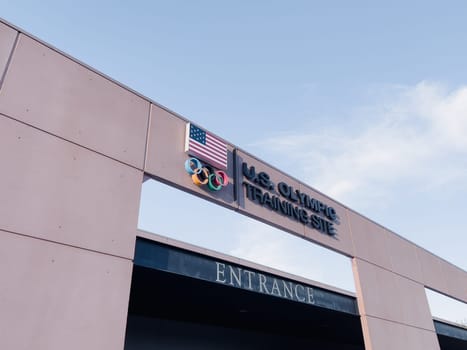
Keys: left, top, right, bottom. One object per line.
{"left": 0, "top": 231, "right": 132, "bottom": 350}
{"left": 236, "top": 150, "right": 305, "bottom": 239}
{"left": 417, "top": 248, "right": 448, "bottom": 294}
{"left": 300, "top": 183, "right": 354, "bottom": 256}
{"left": 353, "top": 258, "right": 402, "bottom": 322}
{"left": 386, "top": 232, "right": 423, "bottom": 282}
{"left": 363, "top": 316, "right": 440, "bottom": 350}
{"left": 0, "top": 34, "right": 149, "bottom": 169}
{"left": 441, "top": 262, "right": 467, "bottom": 303}
{"left": 145, "top": 104, "right": 236, "bottom": 208}
{"left": 0, "top": 115, "right": 143, "bottom": 258}
{"left": 455, "top": 267, "right": 467, "bottom": 303}
{"left": 393, "top": 273, "right": 436, "bottom": 330}
{"left": 418, "top": 328, "right": 442, "bottom": 350}
{"left": 353, "top": 258, "right": 435, "bottom": 330}
{"left": 0, "top": 22, "right": 17, "bottom": 83}
{"left": 347, "top": 211, "right": 392, "bottom": 270}
{"left": 362, "top": 316, "right": 405, "bottom": 350}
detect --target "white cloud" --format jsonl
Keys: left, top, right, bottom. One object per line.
{"left": 229, "top": 220, "right": 320, "bottom": 278}
{"left": 139, "top": 179, "right": 356, "bottom": 291}
{"left": 252, "top": 81, "right": 467, "bottom": 207}
{"left": 139, "top": 82, "right": 467, "bottom": 290}
{"left": 228, "top": 218, "right": 355, "bottom": 292}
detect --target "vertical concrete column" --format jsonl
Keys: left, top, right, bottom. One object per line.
{"left": 348, "top": 211, "right": 441, "bottom": 349}
{"left": 417, "top": 248, "right": 467, "bottom": 304}
{"left": 0, "top": 230, "right": 134, "bottom": 349}
{"left": 0, "top": 24, "right": 149, "bottom": 350}
{"left": 353, "top": 258, "right": 441, "bottom": 349}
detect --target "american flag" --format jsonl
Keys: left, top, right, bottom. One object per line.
{"left": 185, "top": 123, "right": 228, "bottom": 170}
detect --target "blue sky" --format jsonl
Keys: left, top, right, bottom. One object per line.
{"left": 2, "top": 1, "right": 466, "bottom": 302}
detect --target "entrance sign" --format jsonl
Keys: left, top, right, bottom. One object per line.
{"left": 134, "top": 238, "right": 358, "bottom": 315}
{"left": 241, "top": 162, "right": 339, "bottom": 236}
{"left": 215, "top": 261, "right": 315, "bottom": 305}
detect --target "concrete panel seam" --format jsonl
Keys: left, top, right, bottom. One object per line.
{"left": 0, "top": 18, "right": 197, "bottom": 128}
{"left": 0, "top": 112, "right": 143, "bottom": 171}
{"left": 0, "top": 228, "right": 134, "bottom": 262}
{"left": 353, "top": 256, "right": 433, "bottom": 292}
{"left": 2, "top": 18, "right": 462, "bottom": 276}
{"left": 345, "top": 208, "right": 358, "bottom": 259}
{"left": 142, "top": 103, "right": 152, "bottom": 170}
{"left": 352, "top": 257, "right": 437, "bottom": 331}
{"left": 363, "top": 315, "right": 438, "bottom": 333}
{"left": 0, "top": 30, "right": 19, "bottom": 90}
{"left": 355, "top": 254, "right": 425, "bottom": 286}
{"left": 352, "top": 257, "right": 367, "bottom": 316}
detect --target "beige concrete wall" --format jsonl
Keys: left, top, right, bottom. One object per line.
{"left": 0, "top": 230, "right": 133, "bottom": 350}
{"left": 145, "top": 104, "right": 236, "bottom": 208}
{"left": 0, "top": 21, "right": 17, "bottom": 84}
{"left": 0, "top": 17, "right": 465, "bottom": 349}
{"left": 0, "top": 20, "right": 146, "bottom": 350}
{"left": 348, "top": 210, "right": 467, "bottom": 304}
{"left": 144, "top": 101, "right": 466, "bottom": 349}
{"left": 353, "top": 259, "right": 440, "bottom": 349}
{"left": 0, "top": 33, "right": 149, "bottom": 169}
{"left": 348, "top": 208, "right": 465, "bottom": 349}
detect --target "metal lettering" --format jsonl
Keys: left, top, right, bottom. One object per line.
{"left": 216, "top": 262, "right": 226, "bottom": 283}
{"left": 259, "top": 274, "right": 270, "bottom": 294}
{"left": 244, "top": 270, "right": 255, "bottom": 290}
{"left": 214, "top": 261, "right": 321, "bottom": 308}
{"left": 306, "top": 287, "right": 315, "bottom": 304}
{"left": 229, "top": 266, "right": 242, "bottom": 287}
{"left": 294, "top": 284, "right": 305, "bottom": 302}
{"left": 282, "top": 281, "right": 293, "bottom": 299}
{"left": 271, "top": 279, "right": 282, "bottom": 297}
{"left": 242, "top": 162, "right": 256, "bottom": 180}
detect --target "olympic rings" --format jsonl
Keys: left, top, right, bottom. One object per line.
{"left": 184, "top": 157, "right": 229, "bottom": 191}
{"left": 192, "top": 167, "right": 209, "bottom": 185}
{"left": 185, "top": 157, "right": 202, "bottom": 175}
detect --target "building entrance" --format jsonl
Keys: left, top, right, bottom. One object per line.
{"left": 124, "top": 238, "right": 365, "bottom": 350}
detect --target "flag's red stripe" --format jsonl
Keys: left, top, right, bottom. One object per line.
{"left": 205, "top": 134, "right": 227, "bottom": 150}
{"left": 205, "top": 144, "right": 228, "bottom": 160}
{"left": 188, "top": 149, "right": 226, "bottom": 169}
{"left": 206, "top": 133, "right": 227, "bottom": 149}
{"left": 188, "top": 146, "right": 227, "bottom": 168}
{"left": 189, "top": 141, "right": 227, "bottom": 162}
{"left": 189, "top": 142, "right": 227, "bottom": 166}
{"left": 190, "top": 139, "right": 227, "bottom": 161}
{"left": 206, "top": 139, "right": 227, "bottom": 152}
